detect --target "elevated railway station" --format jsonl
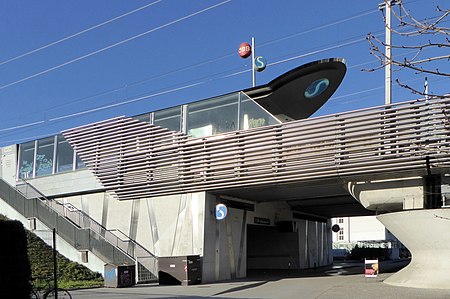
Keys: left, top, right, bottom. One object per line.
{"left": 1, "top": 58, "right": 450, "bottom": 289}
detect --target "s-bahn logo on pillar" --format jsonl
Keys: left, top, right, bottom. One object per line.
{"left": 254, "top": 56, "right": 267, "bottom": 72}
{"left": 215, "top": 203, "right": 228, "bottom": 220}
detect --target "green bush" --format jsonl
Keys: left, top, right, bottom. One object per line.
{"left": 26, "top": 230, "right": 103, "bottom": 289}
{"left": 0, "top": 214, "right": 103, "bottom": 291}
{"left": 349, "top": 245, "right": 390, "bottom": 261}
{"left": 0, "top": 218, "right": 32, "bottom": 298}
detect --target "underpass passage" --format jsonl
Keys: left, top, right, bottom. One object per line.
{"left": 247, "top": 219, "right": 332, "bottom": 271}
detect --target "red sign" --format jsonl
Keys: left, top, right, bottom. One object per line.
{"left": 238, "top": 42, "right": 251, "bottom": 58}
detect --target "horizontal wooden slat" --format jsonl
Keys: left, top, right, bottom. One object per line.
{"left": 63, "top": 97, "right": 450, "bottom": 200}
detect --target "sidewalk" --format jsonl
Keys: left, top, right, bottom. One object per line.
{"left": 70, "top": 260, "right": 450, "bottom": 299}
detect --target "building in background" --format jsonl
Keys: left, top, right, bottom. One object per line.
{"left": 331, "top": 216, "right": 402, "bottom": 259}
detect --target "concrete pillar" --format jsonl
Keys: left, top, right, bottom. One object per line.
{"left": 377, "top": 209, "right": 450, "bottom": 289}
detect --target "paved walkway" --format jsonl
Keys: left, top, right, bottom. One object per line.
{"left": 70, "top": 260, "right": 450, "bottom": 299}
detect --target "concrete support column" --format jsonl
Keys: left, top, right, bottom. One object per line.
{"left": 377, "top": 209, "right": 450, "bottom": 289}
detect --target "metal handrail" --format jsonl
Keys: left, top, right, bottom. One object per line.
{"left": 15, "top": 179, "right": 158, "bottom": 280}
{"left": 0, "top": 178, "right": 132, "bottom": 266}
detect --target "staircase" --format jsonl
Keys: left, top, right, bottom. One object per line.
{"left": 0, "top": 178, "right": 158, "bottom": 283}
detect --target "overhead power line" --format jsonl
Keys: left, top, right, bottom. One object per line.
{"left": 0, "top": 0, "right": 164, "bottom": 67}
{"left": 0, "top": 0, "right": 437, "bottom": 142}
{"left": 0, "top": 34, "right": 434, "bottom": 135}
{"left": 260, "top": 9, "right": 378, "bottom": 48}
{"left": 0, "top": 0, "right": 232, "bottom": 91}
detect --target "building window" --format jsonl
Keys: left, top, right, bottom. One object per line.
{"left": 338, "top": 236, "right": 344, "bottom": 241}
{"left": 187, "top": 94, "right": 238, "bottom": 138}
{"left": 154, "top": 106, "right": 182, "bottom": 132}
{"left": 240, "top": 93, "right": 280, "bottom": 130}
{"left": 338, "top": 218, "right": 344, "bottom": 224}
{"left": 18, "top": 141, "right": 35, "bottom": 179}
{"left": 56, "top": 135, "right": 74, "bottom": 173}
{"left": 36, "top": 137, "right": 55, "bottom": 177}
{"left": 132, "top": 113, "right": 150, "bottom": 123}
{"left": 75, "top": 152, "right": 86, "bottom": 170}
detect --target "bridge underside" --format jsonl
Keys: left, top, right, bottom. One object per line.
{"left": 211, "top": 179, "right": 374, "bottom": 218}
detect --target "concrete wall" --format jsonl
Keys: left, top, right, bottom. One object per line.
{"left": 61, "top": 191, "right": 206, "bottom": 258}
{"left": 24, "top": 169, "right": 103, "bottom": 196}
{"left": 347, "top": 177, "right": 424, "bottom": 212}
{"left": 378, "top": 209, "right": 450, "bottom": 289}
{"left": 203, "top": 193, "right": 247, "bottom": 282}
{"left": 298, "top": 219, "right": 332, "bottom": 269}
{"left": 0, "top": 145, "right": 17, "bottom": 186}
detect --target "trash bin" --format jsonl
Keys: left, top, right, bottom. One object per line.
{"left": 158, "top": 255, "right": 201, "bottom": 286}
{"left": 104, "top": 264, "right": 136, "bottom": 288}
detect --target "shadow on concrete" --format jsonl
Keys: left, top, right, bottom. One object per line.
{"left": 245, "top": 259, "right": 410, "bottom": 280}
{"left": 212, "top": 281, "right": 269, "bottom": 296}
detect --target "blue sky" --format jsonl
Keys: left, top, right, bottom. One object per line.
{"left": 0, "top": 0, "right": 448, "bottom": 147}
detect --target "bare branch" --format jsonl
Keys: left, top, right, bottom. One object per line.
{"left": 395, "top": 79, "right": 448, "bottom": 99}
{"left": 408, "top": 54, "right": 450, "bottom": 66}
{"left": 366, "top": 1, "right": 450, "bottom": 97}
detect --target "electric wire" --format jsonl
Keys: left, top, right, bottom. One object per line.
{"left": 1, "top": 42, "right": 445, "bottom": 139}
{"left": 0, "top": 2, "right": 388, "bottom": 94}
{"left": 0, "top": 0, "right": 445, "bottom": 144}
{"left": 1, "top": 26, "right": 446, "bottom": 137}
{"left": 0, "top": 0, "right": 163, "bottom": 67}
{"left": 0, "top": 0, "right": 232, "bottom": 91}
{"left": 259, "top": 9, "right": 378, "bottom": 48}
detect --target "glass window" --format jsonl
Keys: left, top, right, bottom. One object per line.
{"left": 36, "top": 137, "right": 55, "bottom": 177}
{"left": 132, "top": 113, "right": 150, "bottom": 123}
{"left": 240, "top": 92, "right": 280, "bottom": 130}
{"left": 187, "top": 94, "right": 238, "bottom": 138}
{"left": 75, "top": 153, "right": 86, "bottom": 170}
{"left": 154, "top": 107, "right": 181, "bottom": 132}
{"left": 18, "top": 141, "right": 35, "bottom": 179}
{"left": 56, "top": 135, "right": 74, "bottom": 173}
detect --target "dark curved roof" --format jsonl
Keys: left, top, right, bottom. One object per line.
{"left": 244, "top": 58, "right": 346, "bottom": 121}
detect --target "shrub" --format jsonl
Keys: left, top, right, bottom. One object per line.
{"left": 349, "top": 245, "right": 390, "bottom": 261}
{"left": 0, "top": 218, "right": 32, "bottom": 298}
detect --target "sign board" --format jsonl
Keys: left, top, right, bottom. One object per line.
{"left": 215, "top": 203, "right": 227, "bottom": 220}
{"left": 254, "top": 56, "right": 267, "bottom": 72}
{"left": 238, "top": 42, "right": 252, "bottom": 58}
{"left": 254, "top": 217, "right": 270, "bottom": 225}
{"left": 364, "top": 258, "right": 379, "bottom": 277}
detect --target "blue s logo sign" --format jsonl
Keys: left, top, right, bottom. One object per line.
{"left": 215, "top": 204, "right": 227, "bottom": 220}
{"left": 304, "top": 78, "right": 330, "bottom": 98}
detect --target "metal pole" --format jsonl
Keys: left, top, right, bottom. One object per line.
{"left": 251, "top": 37, "right": 256, "bottom": 87}
{"left": 385, "top": 0, "right": 392, "bottom": 105}
{"left": 53, "top": 228, "right": 58, "bottom": 299}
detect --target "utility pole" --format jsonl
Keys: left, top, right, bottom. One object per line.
{"left": 251, "top": 37, "right": 256, "bottom": 87}
{"left": 379, "top": 0, "right": 398, "bottom": 105}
